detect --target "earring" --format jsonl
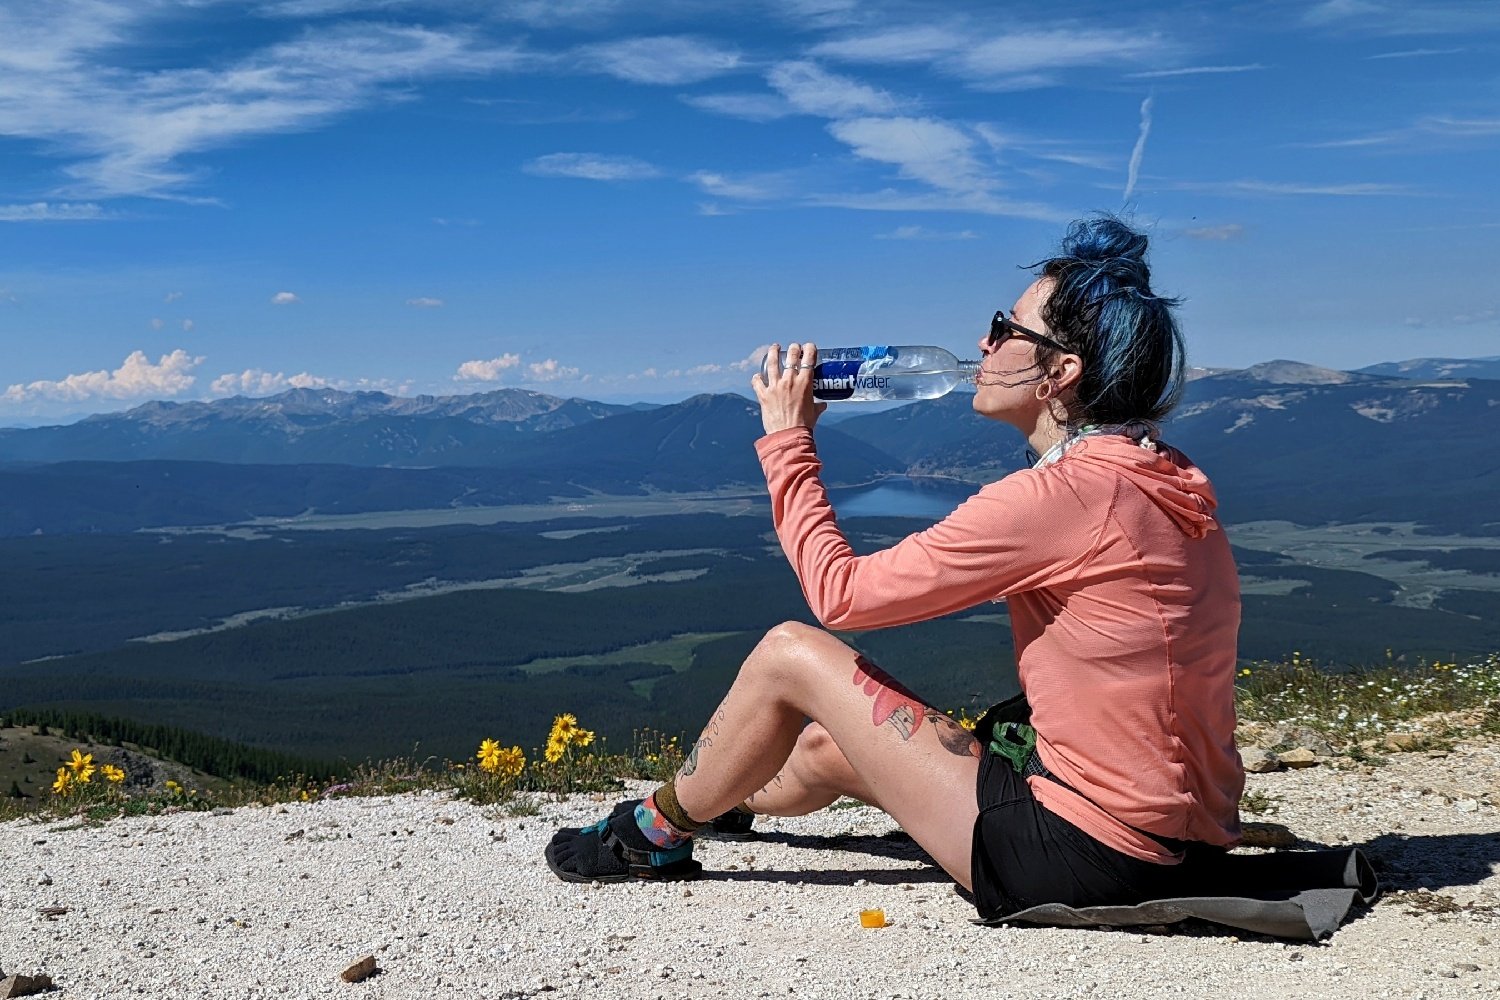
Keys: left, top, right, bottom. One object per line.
{"left": 1035, "top": 380, "right": 1053, "bottom": 401}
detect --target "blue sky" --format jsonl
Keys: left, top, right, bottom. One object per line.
{"left": 1, "top": 0, "right": 1497, "bottom": 420}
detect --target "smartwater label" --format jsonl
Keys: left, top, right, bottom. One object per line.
{"left": 812, "top": 346, "right": 896, "bottom": 400}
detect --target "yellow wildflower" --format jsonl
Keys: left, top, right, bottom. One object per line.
{"left": 493, "top": 746, "right": 525, "bottom": 780}
{"left": 101, "top": 764, "right": 126, "bottom": 784}
{"left": 549, "top": 714, "right": 579, "bottom": 742}
{"left": 52, "top": 768, "right": 72, "bottom": 795}
{"left": 67, "top": 749, "right": 94, "bottom": 776}
{"left": 574, "top": 728, "right": 596, "bottom": 748}
{"left": 957, "top": 714, "right": 977, "bottom": 732}
{"left": 166, "top": 779, "right": 181, "bottom": 793}
{"left": 477, "top": 738, "right": 503, "bottom": 774}
{"left": 544, "top": 734, "right": 568, "bottom": 764}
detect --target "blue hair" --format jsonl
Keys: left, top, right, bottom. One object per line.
{"left": 1030, "top": 215, "right": 1185, "bottom": 427}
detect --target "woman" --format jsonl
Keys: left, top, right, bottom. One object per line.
{"left": 547, "top": 216, "right": 1244, "bottom": 920}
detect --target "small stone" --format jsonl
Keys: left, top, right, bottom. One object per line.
{"left": 1455, "top": 799, "right": 1480, "bottom": 813}
{"left": 1383, "top": 732, "right": 1423, "bottom": 752}
{"left": 1456, "top": 963, "right": 1481, "bottom": 973}
{"left": 1277, "top": 748, "right": 1319, "bottom": 769}
{"left": 680, "top": 888, "right": 693, "bottom": 899}
{"left": 1240, "top": 748, "right": 1280, "bottom": 773}
{"left": 0, "top": 974, "right": 53, "bottom": 999}
{"left": 1239, "top": 822, "right": 1298, "bottom": 849}
{"left": 340, "top": 955, "right": 378, "bottom": 984}
{"left": 36, "top": 907, "right": 68, "bottom": 919}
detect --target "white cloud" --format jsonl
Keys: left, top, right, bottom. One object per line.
{"left": 875, "top": 225, "right": 979, "bottom": 241}
{"left": 182, "top": 318, "right": 195, "bottom": 332}
{"left": 577, "top": 36, "right": 741, "bottom": 85}
{"left": 432, "top": 216, "right": 481, "bottom": 227}
{"left": 406, "top": 296, "right": 444, "bottom": 308}
{"left": 696, "top": 202, "right": 734, "bottom": 216}
{"left": 164, "top": 290, "right": 183, "bottom": 303}
{"left": 150, "top": 317, "right": 163, "bottom": 330}
{"left": 766, "top": 61, "right": 901, "bottom": 118}
{"left": 454, "top": 354, "right": 522, "bottom": 382}
{"left": 827, "top": 116, "right": 990, "bottom": 194}
{"left": 271, "top": 291, "right": 300, "bottom": 305}
{"left": 815, "top": 25, "right": 1164, "bottom": 88}
{"left": 1163, "top": 179, "right": 1409, "bottom": 197}
{"left": 210, "top": 368, "right": 329, "bottom": 396}
{"left": 1183, "top": 223, "right": 1245, "bottom": 241}
{"left": 3, "top": 349, "right": 202, "bottom": 403}
{"left": 526, "top": 358, "right": 580, "bottom": 382}
{"left": 812, "top": 26, "right": 965, "bottom": 65}
{"left": 0, "top": 202, "right": 106, "bottom": 221}
{"left": 1128, "top": 64, "right": 1267, "bottom": 79}
{"left": 1123, "top": 95, "right": 1153, "bottom": 203}
{"left": 1368, "top": 47, "right": 1465, "bottom": 59}
{"left": 524, "top": 153, "right": 662, "bottom": 181}
{"left": 688, "top": 171, "right": 788, "bottom": 201}
{"left": 680, "top": 92, "right": 793, "bottom": 122}
{"left": 807, "top": 188, "right": 1064, "bottom": 221}
{"left": 0, "top": 13, "right": 533, "bottom": 200}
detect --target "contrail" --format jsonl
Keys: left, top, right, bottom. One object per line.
{"left": 1123, "top": 94, "right": 1154, "bottom": 203}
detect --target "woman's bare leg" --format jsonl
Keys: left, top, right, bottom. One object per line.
{"left": 673, "top": 621, "right": 981, "bottom": 887}
{"left": 741, "top": 722, "right": 875, "bottom": 816}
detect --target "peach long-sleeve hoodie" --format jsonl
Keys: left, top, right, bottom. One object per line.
{"left": 756, "top": 426, "right": 1244, "bottom": 862}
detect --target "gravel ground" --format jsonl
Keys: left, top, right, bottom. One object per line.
{"left": 3, "top": 741, "right": 1498, "bottom": 1000}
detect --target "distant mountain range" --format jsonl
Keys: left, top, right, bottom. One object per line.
{"left": 1, "top": 357, "right": 1496, "bottom": 535}
{"left": 1355, "top": 355, "right": 1500, "bottom": 381}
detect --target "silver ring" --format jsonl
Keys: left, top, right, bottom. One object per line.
{"left": 795, "top": 363, "right": 815, "bottom": 369}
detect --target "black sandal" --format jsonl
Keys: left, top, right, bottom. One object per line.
{"left": 545, "top": 810, "right": 702, "bottom": 884}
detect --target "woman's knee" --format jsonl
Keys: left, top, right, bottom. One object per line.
{"left": 747, "top": 621, "right": 839, "bottom": 686}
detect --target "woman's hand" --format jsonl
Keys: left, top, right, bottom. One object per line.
{"left": 752, "top": 341, "right": 828, "bottom": 436}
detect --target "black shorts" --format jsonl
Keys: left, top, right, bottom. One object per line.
{"left": 969, "top": 746, "right": 1185, "bottom": 921}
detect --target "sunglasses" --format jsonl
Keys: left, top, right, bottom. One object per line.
{"left": 989, "top": 309, "right": 1070, "bottom": 354}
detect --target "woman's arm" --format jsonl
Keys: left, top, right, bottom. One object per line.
{"left": 756, "top": 427, "right": 1095, "bottom": 631}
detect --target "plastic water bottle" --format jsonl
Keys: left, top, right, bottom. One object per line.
{"left": 763, "top": 345, "right": 981, "bottom": 402}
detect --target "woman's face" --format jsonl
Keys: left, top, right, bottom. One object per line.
{"left": 971, "top": 277, "right": 1054, "bottom": 426}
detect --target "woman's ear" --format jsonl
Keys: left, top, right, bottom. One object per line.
{"left": 1052, "top": 352, "right": 1085, "bottom": 393}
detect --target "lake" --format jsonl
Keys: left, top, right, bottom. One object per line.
{"left": 829, "top": 477, "right": 981, "bottom": 521}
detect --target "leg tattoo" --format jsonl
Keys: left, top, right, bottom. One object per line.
{"left": 679, "top": 707, "right": 727, "bottom": 779}
{"left": 852, "top": 655, "right": 930, "bottom": 742}
{"left": 924, "top": 709, "right": 982, "bottom": 759}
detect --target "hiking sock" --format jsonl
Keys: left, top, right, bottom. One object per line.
{"left": 635, "top": 782, "right": 704, "bottom": 849}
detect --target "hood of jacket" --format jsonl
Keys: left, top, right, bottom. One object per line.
{"left": 1066, "top": 433, "right": 1220, "bottom": 539}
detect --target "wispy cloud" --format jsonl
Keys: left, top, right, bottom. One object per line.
{"left": 1127, "top": 64, "right": 1266, "bottom": 79}
{"left": 688, "top": 170, "right": 792, "bottom": 201}
{"left": 1183, "top": 223, "right": 1245, "bottom": 241}
{"left": 827, "top": 116, "right": 990, "bottom": 194}
{"left": 766, "top": 61, "right": 902, "bottom": 118}
{"left": 271, "top": 291, "right": 300, "bottom": 305}
{"left": 1367, "top": 47, "right": 1465, "bottom": 59}
{"left": 1299, "top": 115, "right": 1500, "bottom": 149}
{"left": 0, "top": 202, "right": 107, "bottom": 221}
{"left": 1304, "top": 0, "right": 1500, "bottom": 33}
{"left": 576, "top": 36, "right": 741, "bottom": 85}
{"left": 806, "top": 188, "right": 1064, "bottom": 222}
{"left": 524, "top": 153, "right": 662, "bottom": 181}
{"left": 0, "top": 10, "right": 532, "bottom": 200}
{"left": 210, "top": 368, "right": 329, "bottom": 396}
{"left": 3, "top": 349, "right": 202, "bottom": 403}
{"left": 1163, "top": 179, "right": 1410, "bottom": 197}
{"left": 164, "top": 290, "right": 183, "bottom": 303}
{"left": 973, "top": 124, "right": 1119, "bottom": 172}
{"left": 814, "top": 25, "right": 1166, "bottom": 89}
{"left": 680, "top": 92, "right": 793, "bottom": 122}
{"left": 454, "top": 354, "right": 522, "bottom": 382}
{"left": 875, "top": 225, "right": 979, "bottom": 241}
{"left": 406, "top": 297, "right": 444, "bottom": 308}
{"left": 1123, "top": 95, "right": 1153, "bottom": 203}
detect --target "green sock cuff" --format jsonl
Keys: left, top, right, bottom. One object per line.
{"left": 652, "top": 781, "right": 705, "bottom": 832}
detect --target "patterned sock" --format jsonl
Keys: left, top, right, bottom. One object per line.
{"left": 635, "top": 782, "right": 703, "bottom": 849}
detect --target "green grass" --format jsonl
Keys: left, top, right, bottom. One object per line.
{"left": 6, "top": 650, "right": 1498, "bottom": 827}
{"left": 1236, "top": 651, "right": 1500, "bottom": 748}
